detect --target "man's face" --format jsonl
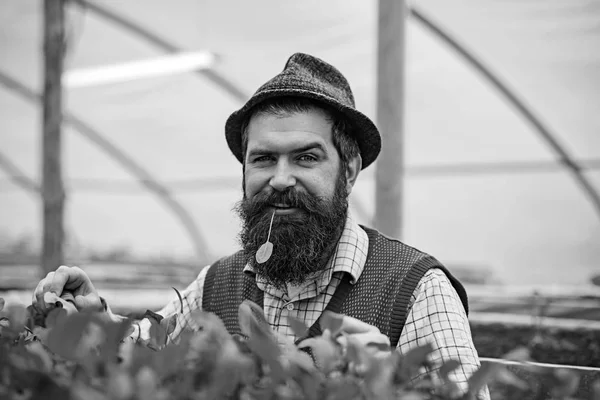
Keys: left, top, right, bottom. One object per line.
{"left": 243, "top": 108, "right": 343, "bottom": 208}
{"left": 235, "top": 108, "right": 350, "bottom": 287}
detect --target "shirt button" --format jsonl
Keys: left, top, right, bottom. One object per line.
{"left": 286, "top": 303, "right": 294, "bottom": 311}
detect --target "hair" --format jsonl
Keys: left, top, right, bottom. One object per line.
{"left": 239, "top": 97, "right": 360, "bottom": 170}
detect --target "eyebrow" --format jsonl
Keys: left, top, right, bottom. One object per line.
{"left": 247, "top": 142, "right": 328, "bottom": 157}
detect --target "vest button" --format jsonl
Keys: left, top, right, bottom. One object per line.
{"left": 286, "top": 303, "right": 294, "bottom": 311}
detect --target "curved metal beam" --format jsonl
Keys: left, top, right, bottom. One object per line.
{"left": 0, "top": 71, "right": 211, "bottom": 261}
{"left": 409, "top": 6, "right": 600, "bottom": 220}
{"left": 0, "top": 151, "right": 40, "bottom": 196}
{"left": 71, "top": 0, "right": 398, "bottom": 226}
{"left": 75, "top": 0, "right": 249, "bottom": 102}
{"left": 72, "top": 1, "right": 600, "bottom": 222}
{"left": 0, "top": 150, "right": 83, "bottom": 266}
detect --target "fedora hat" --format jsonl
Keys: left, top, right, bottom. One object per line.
{"left": 225, "top": 52, "right": 381, "bottom": 170}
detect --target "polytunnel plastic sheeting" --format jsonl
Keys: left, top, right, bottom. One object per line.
{"left": 4, "top": 169, "right": 598, "bottom": 286}
{"left": 65, "top": 74, "right": 242, "bottom": 182}
{"left": 417, "top": 0, "right": 600, "bottom": 160}
{"left": 3, "top": 168, "right": 599, "bottom": 288}
{"left": 1, "top": 0, "right": 599, "bottom": 286}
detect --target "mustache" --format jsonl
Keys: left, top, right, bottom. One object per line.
{"left": 244, "top": 188, "right": 325, "bottom": 215}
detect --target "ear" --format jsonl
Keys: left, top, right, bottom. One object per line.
{"left": 344, "top": 154, "right": 362, "bottom": 195}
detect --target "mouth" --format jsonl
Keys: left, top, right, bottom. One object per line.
{"left": 270, "top": 203, "right": 299, "bottom": 215}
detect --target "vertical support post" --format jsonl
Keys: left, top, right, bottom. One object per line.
{"left": 375, "top": 0, "right": 407, "bottom": 239}
{"left": 42, "top": 0, "right": 66, "bottom": 275}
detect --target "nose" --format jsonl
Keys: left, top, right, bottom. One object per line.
{"left": 269, "top": 160, "right": 296, "bottom": 192}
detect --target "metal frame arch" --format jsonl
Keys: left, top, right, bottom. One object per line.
{"left": 0, "top": 71, "right": 211, "bottom": 261}
{"left": 409, "top": 5, "right": 600, "bottom": 220}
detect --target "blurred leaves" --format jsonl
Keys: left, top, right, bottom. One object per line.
{"left": 320, "top": 310, "right": 344, "bottom": 337}
{"left": 0, "top": 297, "right": 598, "bottom": 400}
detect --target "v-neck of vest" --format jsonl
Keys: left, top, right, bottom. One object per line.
{"left": 291, "top": 272, "right": 354, "bottom": 344}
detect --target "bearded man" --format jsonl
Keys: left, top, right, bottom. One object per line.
{"left": 32, "top": 53, "right": 489, "bottom": 399}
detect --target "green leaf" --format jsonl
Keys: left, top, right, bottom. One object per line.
{"left": 9, "top": 368, "right": 70, "bottom": 400}
{"left": 25, "top": 341, "right": 53, "bottom": 372}
{"left": 187, "top": 310, "right": 230, "bottom": 341}
{"left": 248, "top": 332, "right": 284, "bottom": 382}
{"left": 71, "top": 382, "right": 110, "bottom": 400}
{"left": 45, "top": 307, "right": 67, "bottom": 329}
{"left": 344, "top": 335, "right": 395, "bottom": 397}
{"left": 97, "top": 316, "right": 135, "bottom": 363}
{"left": 152, "top": 339, "right": 190, "bottom": 380}
{"left": 289, "top": 365, "right": 322, "bottom": 400}
{"left": 439, "top": 359, "right": 461, "bottom": 383}
{"left": 365, "top": 340, "right": 391, "bottom": 353}
{"left": 238, "top": 300, "right": 270, "bottom": 338}
{"left": 320, "top": 311, "right": 344, "bottom": 336}
{"left": 163, "top": 314, "right": 177, "bottom": 338}
{"left": 135, "top": 367, "right": 159, "bottom": 400}
{"left": 45, "top": 312, "right": 97, "bottom": 361}
{"left": 502, "top": 346, "right": 530, "bottom": 362}
{"left": 298, "top": 336, "right": 340, "bottom": 374}
{"left": 394, "top": 391, "right": 429, "bottom": 400}
{"left": 493, "top": 366, "right": 529, "bottom": 390}
{"left": 238, "top": 301, "right": 254, "bottom": 338}
{"left": 124, "top": 323, "right": 135, "bottom": 338}
{"left": 551, "top": 368, "right": 580, "bottom": 398}
{"left": 323, "top": 377, "right": 364, "bottom": 400}
{"left": 363, "top": 357, "right": 396, "bottom": 400}
{"left": 148, "top": 319, "right": 167, "bottom": 350}
{"left": 433, "top": 361, "right": 464, "bottom": 399}
{"left": 287, "top": 315, "right": 309, "bottom": 339}
{"left": 344, "top": 334, "right": 370, "bottom": 371}
{"left": 436, "top": 381, "right": 462, "bottom": 399}
{"left": 591, "top": 380, "right": 600, "bottom": 400}
{"left": 237, "top": 301, "right": 284, "bottom": 381}
{"left": 393, "top": 342, "right": 434, "bottom": 384}
{"left": 1, "top": 304, "right": 28, "bottom": 338}
{"left": 402, "top": 342, "right": 433, "bottom": 368}
{"left": 247, "top": 300, "right": 270, "bottom": 327}
{"left": 32, "top": 326, "right": 50, "bottom": 343}
{"left": 286, "top": 347, "right": 317, "bottom": 374}
{"left": 202, "top": 340, "right": 257, "bottom": 400}
{"left": 8, "top": 345, "right": 40, "bottom": 371}
{"left": 26, "top": 304, "right": 46, "bottom": 329}
{"left": 466, "top": 362, "right": 502, "bottom": 397}
{"left": 129, "top": 345, "right": 156, "bottom": 376}
{"left": 243, "top": 383, "right": 277, "bottom": 400}
{"left": 107, "top": 369, "right": 135, "bottom": 400}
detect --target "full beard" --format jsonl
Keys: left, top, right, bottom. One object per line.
{"left": 234, "top": 172, "right": 348, "bottom": 289}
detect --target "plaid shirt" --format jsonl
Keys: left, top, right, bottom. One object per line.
{"left": 123, "top": 215, "right": 488, "bottom": 399}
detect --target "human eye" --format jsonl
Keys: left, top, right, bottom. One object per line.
{"left": 251, "top": 155, "right": 275, "bottom": 164}
{"left": 297, "top": 154, "right": 318, "bottom": 163}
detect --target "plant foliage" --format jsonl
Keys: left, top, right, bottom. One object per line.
{"left": 0, "top": 296, "right": 598, "bottom": 400}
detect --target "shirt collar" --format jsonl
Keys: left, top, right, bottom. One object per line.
{"left": 243, "top": 212, "right": 369, "bottom": 290}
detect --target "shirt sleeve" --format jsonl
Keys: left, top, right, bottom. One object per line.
{"left": 396, "top": 268, "right": 490, "bottom": 400}
{"left": 120, "top": 264, "right": 211, "bottom": 343}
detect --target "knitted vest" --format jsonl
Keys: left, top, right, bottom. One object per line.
{"left": 202, "top": 226, "right": 468, "bottom": 347}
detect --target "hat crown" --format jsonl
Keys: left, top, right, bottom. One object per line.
{"left": 254, "top": 53, "right": 356, "bottom": 108}
{"left": 224, "top": 52, "right": 381, "bottom": 170}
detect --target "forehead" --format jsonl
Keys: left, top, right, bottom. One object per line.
{"left": 246, "top": 108, "right": 334, "bottom": 149}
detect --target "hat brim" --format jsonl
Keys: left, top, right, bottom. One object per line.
{"left": 225, "top": 89, "right": 381, "bottom": 170}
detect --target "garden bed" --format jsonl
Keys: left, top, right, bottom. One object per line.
{"left": 471, "top": 320, "right": 600, "bottom": 367}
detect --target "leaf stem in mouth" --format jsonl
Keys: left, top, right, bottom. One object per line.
{"left": 266, "top": 211, "right": 275, "bottom": 242}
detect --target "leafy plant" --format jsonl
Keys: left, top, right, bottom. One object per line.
{"left": 0, "top": 296, "right": 598, "bottom": 400}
